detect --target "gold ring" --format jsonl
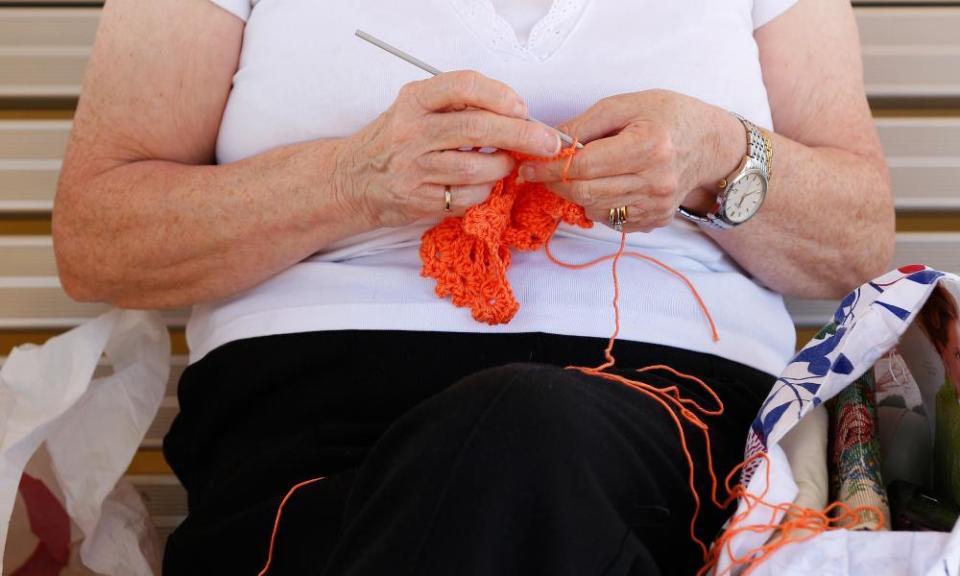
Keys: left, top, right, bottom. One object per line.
{"left": 444, "top": 185, "right": 453, "bottom": 212}
{"left": 608, "top": 206, "right": 628, "bottom": 232}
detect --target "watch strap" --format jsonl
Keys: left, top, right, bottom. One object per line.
{"left": 676, "top": 204, "right": 722, "bottom": 227}
{"left": 731, "top": 112, "right": 771, "bottom": 182}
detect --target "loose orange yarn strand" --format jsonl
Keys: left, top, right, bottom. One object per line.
{"left": 698, "top": 452, "right": 885, "bottom": 576}
{"left": 257, "top": 476, "right": 327, "bottom": 576}
{"left": 558, "top": 229, "right": 724, "bottom": 557}
{"left": 544, "top": 235, "right": 719, "bottom": 342}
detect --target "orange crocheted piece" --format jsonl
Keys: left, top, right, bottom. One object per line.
{"left": 419, "top": 148, "right": 592, "bottom": 324}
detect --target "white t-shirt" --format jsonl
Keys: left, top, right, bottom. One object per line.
{"left": 190, "top": 0, "right": 801, "bottom": 375}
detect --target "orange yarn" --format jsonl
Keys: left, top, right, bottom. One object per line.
{"left": 698, "top": 453, "right": 885, "bottom": 576}
{"left": 553, "top": 229, "right": 885, "bottom": 574}
{"left": 558, "top": 230, "right": 727, "bottom": 559}
{"left": 257, "top": 476, "right": 327, "bottom": 576}
{"left": 258, "top": 144, "right": 882, "bottom": 575}
{"left": 419, "top": 148, "right": 591, "bottom": 324}
{"left": 419, "top": 147, "right": 719, "bottom": 341}
{"left": 543, "top": 235, "right": 719, "bottom": 342}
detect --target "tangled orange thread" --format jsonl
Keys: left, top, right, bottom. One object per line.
{"left": 699, "top": 452, "right": 885, "bottom": 576}
{"left": 556, "top": 231, "right": 884, "bottom": 575}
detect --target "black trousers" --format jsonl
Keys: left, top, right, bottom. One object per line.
{"left": 162, "top": 331, "right": 773, "bottom": 575}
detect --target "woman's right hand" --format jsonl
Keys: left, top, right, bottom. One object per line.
{"left": 336, "top": 70, "right": 564, "bottom": 228}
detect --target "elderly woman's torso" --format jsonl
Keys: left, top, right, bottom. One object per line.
{"left": 187, "top": 0, "right": 796, "bottom": 373}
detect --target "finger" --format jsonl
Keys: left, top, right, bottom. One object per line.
{"left": 420, "top": 182, "right": 495, "bottom": 216}
{"left": 580, "top": 199, "right": 676, "bottom": 233}
{"left": 619, "top": 215, "right": 677, "bottom": 234}
{"left": 539, "top": 173, "right": 677, "bottom": 230}
{"left": 555, "top": 95, "right": 634, "bottom": 144}
{"left": 416, "top": 150, "right": 515, "bottom": 185}
{"left": 544, "top": 174, "right": 647, "bottom": 210}
{"left": 402, "top": 70, "right": 528, "bottom": 118}
{"left": 585, "top": 204, "right": 656, "bottom": 232}
{"left": 426, "top": 110, "right": 561, "bottom": 157}
{"left": 519, "top": 131, "right": 654, "bottom": 183}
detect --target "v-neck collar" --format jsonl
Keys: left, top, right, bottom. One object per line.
{"left": 448, "top": 0, "right": 592, "bottom": 61}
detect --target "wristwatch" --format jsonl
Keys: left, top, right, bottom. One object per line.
{"left": 678, "top": 112, "right": 772, "bottom": 230}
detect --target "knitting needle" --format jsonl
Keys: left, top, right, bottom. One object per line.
{"left": 355, "top": 29, "right": 583, "bottom": 150}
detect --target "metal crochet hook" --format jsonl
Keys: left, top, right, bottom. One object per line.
{"left": 356, "top": 29, "right": 583, "bottom": 150}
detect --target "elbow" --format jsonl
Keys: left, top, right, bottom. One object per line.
{"left": 58, "top": 267, "right": 102, "bottom": 304}
{"left": 827, "top": 172, "right": 896, "bottom": 298}
{"left": 853, "top": 166, "right": 896, "bottom": 283}
{"left": 808, "top": 239, "right": 892, "bottom": 301}
{"left": 54, "top": 227, "right": 128, "bottom": 306}
{"left": 855, "top": 220, "right": 895, "bottom": 284}
{"left": 53, "top": 198, "right": 186, "bottom": 310}
{"left": 56, "top": 259, "right": 116, "bottom": 304}
{"left": 52, "top": 182, "right": 113, "bottom": 304}
{"left": 53, "top": 158, "right": 171, "bottom": 309}
{"left": 823, "top": 233, "right": 894, "bottom": 299}
{"left": 53, "top": 229, "right": 101, "bottom": 305}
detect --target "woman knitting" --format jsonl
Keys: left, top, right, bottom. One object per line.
{"left": 52, "top": 0, "right": 894, "bottom": 573}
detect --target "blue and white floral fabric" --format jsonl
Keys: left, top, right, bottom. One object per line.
{"left": 719, "top": 265, "right": 960, "bottom": 575}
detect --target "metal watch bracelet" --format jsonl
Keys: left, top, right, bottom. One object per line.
{"left": 676, "top": 112, "right": 771, "bottom": 229}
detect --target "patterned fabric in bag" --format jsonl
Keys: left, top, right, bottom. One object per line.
{"left": 718, "top": 266, "right": 960, "bottom": 575}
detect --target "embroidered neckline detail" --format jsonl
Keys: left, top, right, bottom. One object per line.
{"left": 448, "top": 0, "right": 590, "bottom": 61}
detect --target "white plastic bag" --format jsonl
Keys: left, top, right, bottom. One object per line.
{"left": 0, "top": 310, "right": 169, "bottom": 575}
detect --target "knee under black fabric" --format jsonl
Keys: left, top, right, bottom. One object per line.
{"left": 162, "top": 331, "right": 772, "bottom": 575}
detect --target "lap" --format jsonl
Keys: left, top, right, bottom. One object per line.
{"left": 329, "top": 363, "right": 768, "bottom": 574}
{"left": 162, "top": 331, "right": 774, "bottom": 575}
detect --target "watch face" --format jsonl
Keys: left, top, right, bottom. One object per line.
{"left": 723, "top": 172, "right": 766, "bottom": 224}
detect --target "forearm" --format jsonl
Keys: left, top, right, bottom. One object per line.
{"left": 53, "top": 138, "right": 368, "bottom": 309}
{"left": 696, "top": 118, "right": 895, "bottom": 299}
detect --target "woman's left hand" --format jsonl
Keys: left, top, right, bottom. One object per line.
{"left": 518, "top": 89, "right": 743, "bottom": 233}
